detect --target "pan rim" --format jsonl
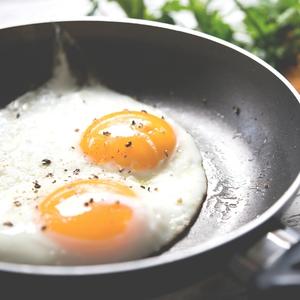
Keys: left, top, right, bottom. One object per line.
{"left": 0, "top": 17, "right": 299, "bottom": 276}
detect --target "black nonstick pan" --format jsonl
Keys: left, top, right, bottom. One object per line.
{"left": 0, "top": 19, "right": 299, "bottom": 299}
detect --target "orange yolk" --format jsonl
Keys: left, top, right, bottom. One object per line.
{"left": 39, "top": 179, "right": 135, "bottom": 241}
{"left": 80, "top": 110, "right": 176, "bottom": 171}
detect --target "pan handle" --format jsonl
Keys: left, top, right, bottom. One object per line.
{"left": 230, "top": 226, "right": 300, "bottom": 299}
{"left": 252, "top": 238, "right": 300, "bottom": 299}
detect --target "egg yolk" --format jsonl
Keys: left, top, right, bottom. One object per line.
{"left": 80, "top": 110, "right": 176, "bottom": 171}
{"left": 39, "top": 179, "right": 135, "bottom": 241}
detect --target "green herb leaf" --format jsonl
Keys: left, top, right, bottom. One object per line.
{"left": 108, "top": 0, "right": 147, "bottom": 19}
{"left": 235, "top": 0, "right": 300, "bottom": 69}
{"left": 188, "top": 0, "right": 235, "bottom": 42}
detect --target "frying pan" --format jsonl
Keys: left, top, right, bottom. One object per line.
{"left": 0, "top": 18, "right": 299, "bottom": 299}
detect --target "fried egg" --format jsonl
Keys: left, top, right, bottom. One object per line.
{"left": 0, "top": 77, "right": 207, "bottom": 265}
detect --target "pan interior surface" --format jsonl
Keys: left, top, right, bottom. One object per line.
{"left": 0, "top": 20, "right": 299, "bottom": 266}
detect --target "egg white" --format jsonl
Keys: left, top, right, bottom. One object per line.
{"left": 0, "top": 76, "right": 207, "bottom": 265}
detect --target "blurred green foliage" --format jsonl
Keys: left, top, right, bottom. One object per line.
{"left": 235, "top": 0, "right": 300, "bottom": 69}
{"left": 88, "top": 0, "right": 300, "bottom": 70}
